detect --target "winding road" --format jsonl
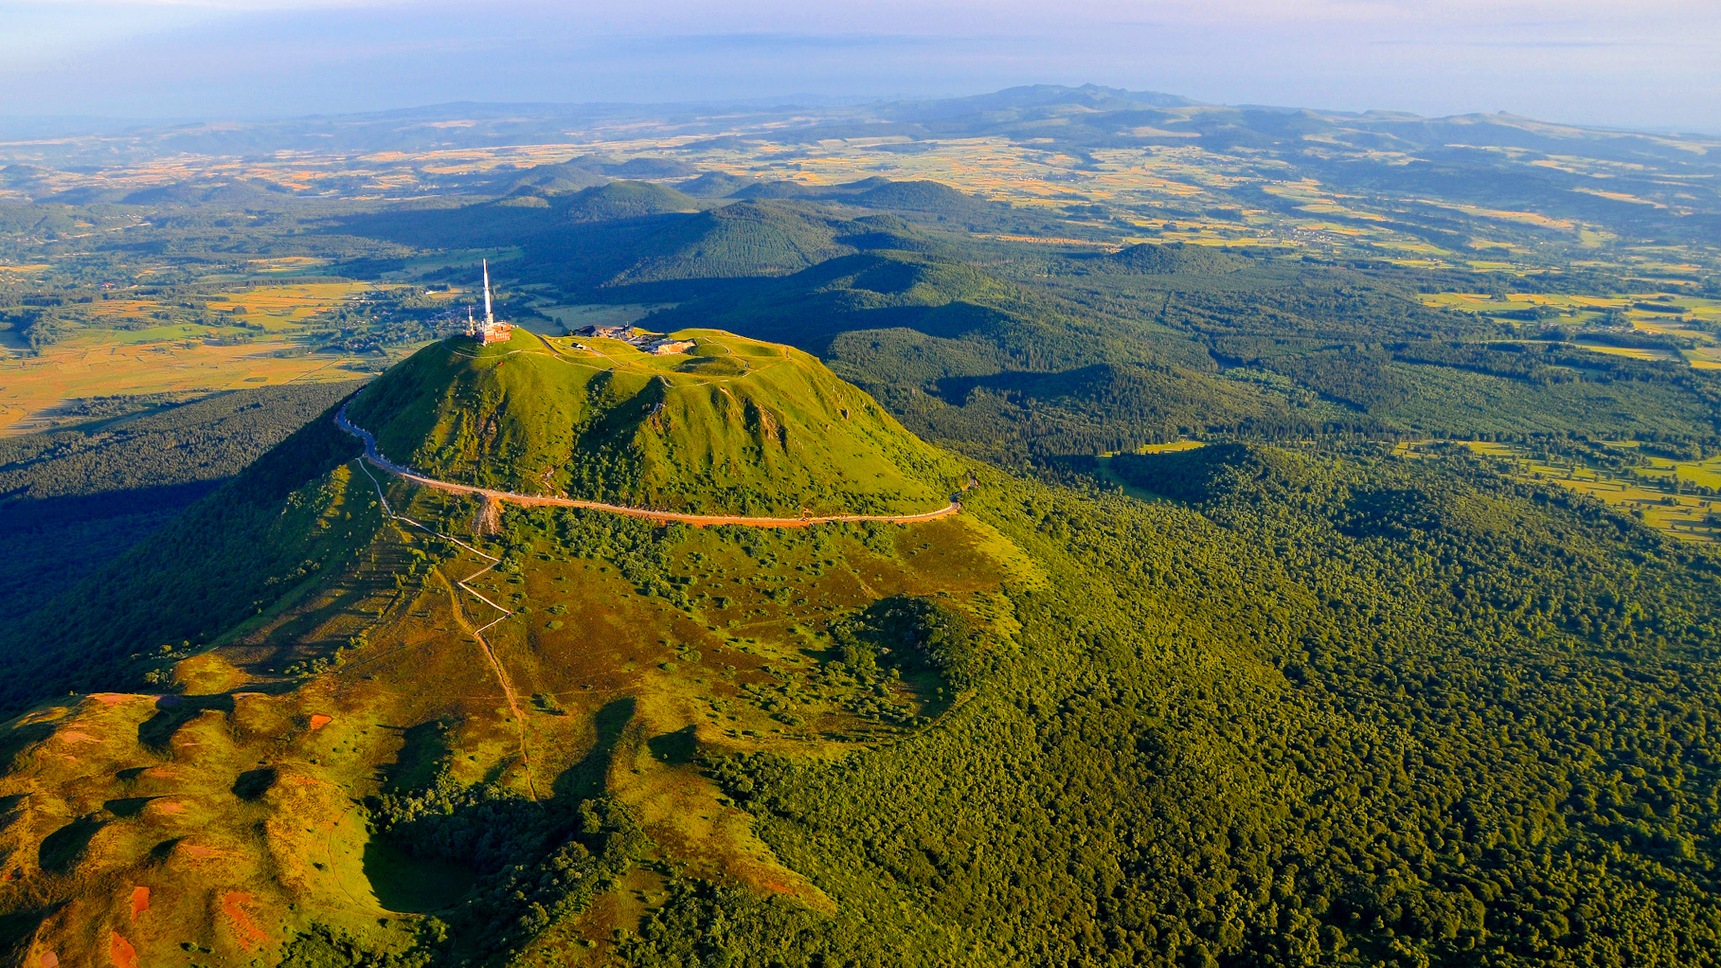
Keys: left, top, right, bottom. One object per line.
{"left": 335, "top": 406, "right": 961, "bottom": 528}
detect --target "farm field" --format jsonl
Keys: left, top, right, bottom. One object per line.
{"left": 0, "top": 281, "right": 461, "bottom": 433}
{"left": 206, "top": 281, "right": 392, "bottom": 326}
{"left": 1421, "top": 292, "right": 1721, "bottom": 319}
{"left": 0, "top": 331, "right": 376, "bottom": 434}
{"left": 1400, "top": 439, "right": 1721, "bottom": 543}
{"left": 1571, "top": 341, "right": 1684, "bottom": 362}
{"left": 1418, "top": 290, "right": 1721, "bottom": 368}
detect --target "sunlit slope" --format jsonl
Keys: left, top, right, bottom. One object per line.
{"left": 345, "top": 327, "right": 963, "bottom": 515}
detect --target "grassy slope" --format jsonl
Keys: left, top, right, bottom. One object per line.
{"left": 346, "top": 328, "right": 962, "bottom": 515}
{"left": 0, "top": 326, "right": 1006, "bottom": 966}
{"left": 0, "top": 447, "right": 1025, "bottom": 967}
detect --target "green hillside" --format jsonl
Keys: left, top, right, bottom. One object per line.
{"left": 488, "top": 160, "right": 609, "bottom": 197}
{"left": 646, "top": 250, "right": 1373, "bottom": 460}
{"left": 344, "top": 327, "right": 961, "bottom": 515}
{"left": 734, "top": 177, "right": 1001, "bottom": 221}
{"left": 342, "top": 186, "right": 971, "bottom": 296}
{"left": 648, "top": 249, "right": 1049, "bottom": 353}
{"left": 557, "top": 181, "right": 701, "bottom": 222}
{"left": 491, "top": 200, "right": 872, "bottom": 292}
{"left": 1097, "top": 241, "right": 1251, "bottom": 275}
{"left": 601, "top": 202, "right": 855, "bottom": 285}
{"left": 0, "top": 330, "right": 1021, "bottom": 967}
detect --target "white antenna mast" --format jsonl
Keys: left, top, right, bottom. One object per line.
{"left": 482, "top": 259, "right": 495, "bottom": 328}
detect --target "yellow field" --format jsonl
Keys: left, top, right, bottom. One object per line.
{"left": 81, "top": 297, "right": 166, "bottom": 320}
{"left": 207, "top": 282, "right": 391, "bottom": 322}
{"left": 0, "top": 332, "right": 379, "bottom": 434}
{"left": 244, "top": 256, "right": 329, "bottom": 274}
{"left": 1573, "top": 186, "right": 1664, "bottom": 207}
{"left": 1404, "top": 440, "right": 1721, "bottom": 544}
{"left": 1422, "top": 292, "right": 1540, "bottom": 311}
{"left": 1137, "top": 440, "right": 1208, "bottom": 454}
{"left": 1637, "top": 453, "right": 1721, "bottom": 490}
{"left": 1571, "top": 342, "right": 1683, "bottom": 362}
{"left": 983, "top": 233, "right": 1120, "bottom": 248}
{"left": 1420, "top": 292, "right": 1721, "bottom": 369}
{"left": 1525, "top": 472, "right": 1721, "bottom": 542}
{"left": 1415, "top": 199, "right": 1576, "bottom": 232}
{"left": 0, "top": 281, "right": 462, "bottom": 432}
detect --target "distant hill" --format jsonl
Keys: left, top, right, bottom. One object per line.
{"left": 557, "top": 180, "right": 702, "bottom": 222}
{"left": 0, "top": 164, "right": 57, "bottom": 193}
{"left": 676, "top": 171, "right": 761, "bottom": 197}
{"left": 589, "top": 156, "right": 700, "bottom": 179}
{"left": 37, "top": 177, "right": 300, "bottom": 208}
{"left": 490, "top": 159, "right": 608, "bottom": 196}
{"left": 117, "top": 178, "right": 298, "bottom": 207}
{"left": 644, "top": 249, "right": 1038, "bottom": 353}
{"left": 342, "top": 193, "right": 930, "bottom": 291}
{"left": 1098, "top": 241, "right": 1251, "bottom": 275}
{"left": 514, "top": 200, "right": 873, "bottom": 290}
{"left": 733, "top": 176, "right": 1003, "bottom": 221}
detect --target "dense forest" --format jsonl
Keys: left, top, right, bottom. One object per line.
{"left": 0, "top": 383, "right": 357, "bottom": 618}
{"left": 606, "top": 445, "right": 1721, "bottom": 966}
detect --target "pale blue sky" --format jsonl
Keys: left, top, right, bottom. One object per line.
{"left": 2, "top": 0, "right": 1717, "bottom": 132}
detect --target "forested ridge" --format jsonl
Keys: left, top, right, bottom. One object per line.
{"left": 0, "top": 382, "right": 358, "bottom": 617}
{"left": 0, "top": 399, "right": 365, "bottom": 706}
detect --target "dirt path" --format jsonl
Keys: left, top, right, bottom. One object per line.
{"left": 336, "top": 406, "right": 961, "bottom": 528}
{"left": 440, "top": 570, "right": 538, "bottom": 799}
{"left": 353, "top": 458, "right": 539, "bottom": 800}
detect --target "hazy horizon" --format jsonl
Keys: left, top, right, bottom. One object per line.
{"left": 2, "top": 0, "right": 1717, "bottom": 136}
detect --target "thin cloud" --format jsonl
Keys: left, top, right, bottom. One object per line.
{"left": 1371, "top": 38, "right": 1658, "bottom": 49}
